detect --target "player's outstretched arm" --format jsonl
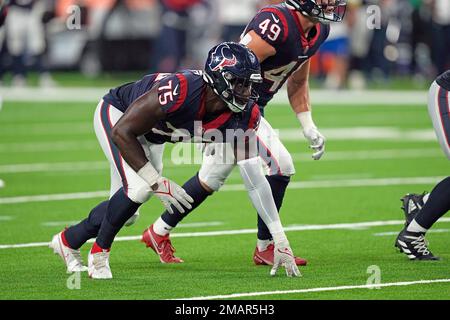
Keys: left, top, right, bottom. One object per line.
{"left": 287, "top": 60, "right": 326, "bottom": 160}
{"left": 111, "top": 87, "right": 193, "bottom": 212}
{"left": 234, "top": 138, "right": 300, "bottom": 277}
{"left": 237, "top": 157, "right": 300, "bottom": 277}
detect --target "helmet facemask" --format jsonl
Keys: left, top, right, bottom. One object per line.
{"left": 286, "top": 0, "right": 347, "bottom": 24}
{"left": 221, "top": 71, "right": 262, "bottom": 113}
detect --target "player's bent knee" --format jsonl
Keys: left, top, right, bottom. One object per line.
{"left": 199, "top": 179, "right": 215, "bottom": 193}
{"left": 127, "top": 185, "right": 152, "bottom": 204}
{"left": 278, "top": 153, "right": 296, "bottom": 177}
{"left": 198, "top": 173, "right": 226, "bottom": 192}
{"left": 198, "top": 163, "right": 234, "bottom": 192}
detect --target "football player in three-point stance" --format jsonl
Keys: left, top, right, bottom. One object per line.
{"left": 49, "top": 42, "right": 301, "bottom": 279}
{"left": 141, "top": 0, "right": 347, "bottom": 266}
{"left": 396, "top": 70, "right": 450, "bottom": 261}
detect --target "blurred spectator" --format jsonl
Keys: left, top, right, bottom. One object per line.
{"left": 409, "top": 0, "right": 433, "bottom": 77}
{"left": 151, "top": 0, "right": 204, "bottom": 72}
{"left": 0, "top": 1, "right": 7, "bottom": 83}
{"left": 430, "top": 0, "right": 450, "bottom": 74}
{"left": 317, "top": 20, "right": 351, "bottom": 89}
{"left": 4, "top": 0, "right": 55, "bottom": 87}
{"left": 218, "top": 0, "right": 259, "bottom": 42}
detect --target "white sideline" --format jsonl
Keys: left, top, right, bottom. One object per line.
{"left": 0, "top": 148, "right": 444, "bottom": 174}
{"left": 174, "top": 279, "right": 450, "bottom": 300}
{"left": 0, "top": 87, "right": 428, "bottom": 105}
{"left": 1, "top": 218, "right": 450, "bottom": 249}
{"left": 0, "top": 176, "right": 444, "bottom": 204}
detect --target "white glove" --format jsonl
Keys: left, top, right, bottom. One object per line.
{"left": 153, "top": 177, "right": 194, "bottom": 214}
{"left": 270, "top": 241, "right": 301, "bottom": 278}
{"left": 303, "top": 127, "right": 326, "bottom": 160}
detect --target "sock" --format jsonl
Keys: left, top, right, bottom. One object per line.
{"left": 257, "top": 239, "right": 273, "bottom": 252}
{"left": 414, "top": 176, "right": 450, "bottom": 230}
{"left": 407, "top": 219, "right": 428, "bottom": 233}
{"left": 64, "top": 200, "right": 108, "bottom": 249}
{"left": 160, "top": 173, "right": 212, "bottom": 228}
{"left": 153, "top": 217, "right": 173, "bottom": 236}
{"left": 91, "top": 242, "right": 110, "bottom": 253}
{"left": 61, "top": 230, "right": 71, "bottom": 248}
{"left": 257, "top": 175, "right": 290, "bottom": 241}
{"left": 96, "top": 188, "right": 141, "bottom": 249}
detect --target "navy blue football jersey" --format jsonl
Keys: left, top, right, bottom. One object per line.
{"left": 242, "top": 3, "right": 330, "bottom": 107}
{"left": 437, "top": 70, "right": 450, "bottom": 91}
{"left": 103, "top": 70, "right": 261, "bottom": 144}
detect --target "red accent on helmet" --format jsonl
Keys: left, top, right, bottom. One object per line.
{"left": 211, "top": 56, "right": 238, "bottom": 72}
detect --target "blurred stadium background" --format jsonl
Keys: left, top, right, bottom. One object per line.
{"left": 0, "top": 0, "right": 449, "bottom": 88}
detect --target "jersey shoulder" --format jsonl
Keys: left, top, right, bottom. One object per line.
{"left": 157, "top": 70, "right": 206, "bottom": 119}
{"left": 245, "top": 4, "right": 290, "bottom": 47}
{"left": 156, "top": 71, "right": 197, "bottom": 114}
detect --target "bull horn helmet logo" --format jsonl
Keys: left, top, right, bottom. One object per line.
{"left": 210, "top": 44, "right": 238, "bottom": 72}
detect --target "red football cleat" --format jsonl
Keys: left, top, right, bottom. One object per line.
{"left": 253, "top": 244, "right": 307, "bottom": 266}
{"left": 141, "top": 225, "right": 184, "bottom": 263}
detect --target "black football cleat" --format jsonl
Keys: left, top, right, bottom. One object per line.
{"left": 395, "top": 228, "right": 439, "bottom": 261}
{"left": 400, "top": 192, "right": 428, "bottom": 226}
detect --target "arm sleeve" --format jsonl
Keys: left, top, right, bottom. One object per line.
{"left": 237, "top": 157, "right": 284, "bottom": 235}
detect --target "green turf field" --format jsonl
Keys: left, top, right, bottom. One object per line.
{"left": 0, "top": 95, "right": 449, "bottom": 300}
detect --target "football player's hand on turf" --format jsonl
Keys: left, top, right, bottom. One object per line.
{"left": 303, "top": 127, "right": 326, "bottom": 160}
{"left": 153, "top": 177, "right": 194, "bottom": 214}
{"left": 270, "top": 241, "right": 301, "bottom": 278}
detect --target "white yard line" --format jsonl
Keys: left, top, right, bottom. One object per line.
{"left": 0, "top": 127, "right": 437, "bottom": 141}
{"left": 0, "top": 191, "right": 110, "bottom": 204}
{"left": 40, "top": 220, "right": 223, "bottom": 228}
{"left": 0, "top": 148, "right": 443, "bottom": 174}
{"left": 279, "top": 128, "right": 435, "bottom": 141}
{"left": 0, "top": 179, "right": 4, "bottom": 188}
{"left": 374, "top": 229, "right": 450, "bottom": 236}
{"left": 0, "top": 141, "right": 99, "bottom": 153}
{"left": 2, "top": 218, "right": 450, "bottom": 250}
{"left": 174, "top": 279, "right": 450, "bottom": 300}
{"left": 0, "top": 176, "right": 444, "bottom": 204}
{"left": 0, "top": 216, "right": 13, "bottom": 221}
{"left": 0, "top": 87, "right": 428, "bottom": 105}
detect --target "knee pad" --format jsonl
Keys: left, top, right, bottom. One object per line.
{"left": 198, "top": 162, "right": 235, "bottom": 191}
{"left": 126, "top": 184, "right": 152, "bottom": 204}
{"left": 266, "top": 148, "right": 295, "bottom": 177}
{"left": 279, "top": 152, "right": 296, "bottom": 176}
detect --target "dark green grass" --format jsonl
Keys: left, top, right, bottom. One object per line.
{"left": 0, "top": 99, "right": 449, "bottom": 299}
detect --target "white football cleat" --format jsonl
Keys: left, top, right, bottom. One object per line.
{"left": 49, "top": 232, "right": 88, "bottom": 273}
{"left": 88, "top": 246, "right": 112, "bottom": 279}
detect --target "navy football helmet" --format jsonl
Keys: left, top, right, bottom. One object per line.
{"left": 204, "top": 42, "right": 262, "bottom": 113}
{"left": 286, "top": 0, "right": 347, "bottom": 23}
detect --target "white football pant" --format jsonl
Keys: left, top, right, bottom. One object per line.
{"left": 428, "top": 81, "right": 450, "bottom": 160}
{"left": 198, "top": 116, "right": 295, "bottom": 191}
